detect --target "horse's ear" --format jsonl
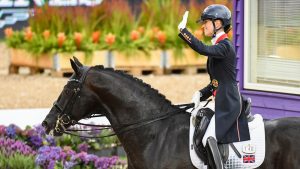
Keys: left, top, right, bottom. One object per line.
{"left": 73, "top": 56, "right": 83, "bottom": 67}
{"left": 70, "top": 59, "right": 80, "bottom": 75}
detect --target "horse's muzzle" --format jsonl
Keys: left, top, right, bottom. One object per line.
{"left": 42, "top": 120, "right": 51, "bottom": 134}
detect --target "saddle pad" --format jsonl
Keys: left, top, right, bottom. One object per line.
{"left": 224, "top": 114, "right": 265, "bottom": 169}
{"left": 189, "top": 102, "right": 265, "bottom": 169}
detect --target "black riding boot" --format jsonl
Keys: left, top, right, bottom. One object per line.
{"left": 205, "top": 136, "right": 224, "bottom": 169}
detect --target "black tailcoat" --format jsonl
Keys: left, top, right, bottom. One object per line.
{"left": 178, "top": 28, "right": 250, "bottom": 143}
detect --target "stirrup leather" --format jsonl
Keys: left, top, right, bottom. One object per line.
{"left": 206, "top": 137, "right": 224, "bottom": 169}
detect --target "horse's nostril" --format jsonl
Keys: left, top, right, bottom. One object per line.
{"left": 42, "top": 121, "right": 48, "bottom": 128}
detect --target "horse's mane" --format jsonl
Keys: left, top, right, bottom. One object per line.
{"left": 92, "top": 65, "right": 173, "bottom": 105}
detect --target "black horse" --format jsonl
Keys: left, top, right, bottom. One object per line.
{"left": 42, "top": 58, "right": 300, "bottom": 169}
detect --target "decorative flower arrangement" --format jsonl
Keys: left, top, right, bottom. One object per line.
{"left": 0, "top": 124, "right": 126, "bottom": 169}
{"left": 4, "top": 0, "right": 232, "bottom": 59}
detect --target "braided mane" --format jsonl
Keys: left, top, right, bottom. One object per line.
{"left": 92, "top": 65, "right": 173, "bottom": 105}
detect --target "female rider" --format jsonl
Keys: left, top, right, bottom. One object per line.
{"left": 178, "top": 4, "right": 250, "bottom": 168}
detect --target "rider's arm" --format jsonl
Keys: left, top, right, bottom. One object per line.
{"left": 178, "top": 28, "right": 229, "bottom": 59}
{"left": 199, "top": 83, "right": 213, "bottom": 101}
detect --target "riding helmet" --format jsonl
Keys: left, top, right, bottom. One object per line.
{"left": 197, "top": 4, "right": 232, "bottom": 33}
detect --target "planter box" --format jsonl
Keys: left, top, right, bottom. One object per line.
{"left": 54, "top": 51, "right": 107, "bottom": 70}
{"left": 10, "top": 48, "right": 52, "bottom": 69}
{"left": 9, "top": 49, "right": 107, "bottom": 74}
{"left": 163, "top": 49, "right": 207, "bottom": 74}
{"left": 9, "top": 48, "right": 52, "bottom": 74}
{"left": 113, "top": 50, "right": 162, "bottom": 67}
{"left": 112, "top": 50, "right": 164, "bottom": 75}
{"left": 167, "top": 49, "right": 207, "bottom": 67}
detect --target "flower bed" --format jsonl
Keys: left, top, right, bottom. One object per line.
{"left": 0, "top": 124, "right": 127, "bottom": 169}
{"left": 3, "top": 0, "right": 233, "bottom": 74}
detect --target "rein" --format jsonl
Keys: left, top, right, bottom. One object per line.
{"left": 63, "top": 103, "right": 194, "bottom": 139}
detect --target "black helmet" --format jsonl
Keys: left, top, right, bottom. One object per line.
{"left": 197, "top": 4, "right": 232, "bottom": 34}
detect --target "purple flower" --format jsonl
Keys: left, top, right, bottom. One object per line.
{"left": 6, "top": 124, "right": 16, "bottom": 138}
{"left": 0, "top": 125, "right": 6, "bottom": 135}
{"left": 95, "top": 156, "right": 119, "bottom": 169}
{"left": 85, "top": 154, "right": 98, "bottom": 164}
{"left": 0, "top": 138, "right": 36, "bottom": 156}
{"left": 77, "top": 143, "right": 89, "bottom": 152}
{"left": 30, "top": 135, "right": 43, "bottom": 148}
{"left": 34, "top": 124, "right": 46, "bottom": 137}
{"left": 35, "top": 146, "right": 62, "bottom": 169}
{"left": 64, "top": 161, "right": 77, "bottom": 169}
{"left": 46, "top": 135, "right": 56, "bottom": 146}
{"left": 71, "top": 151, "right": 88, "bottom": 162}
{"left": 60, "top": 146, "right": 76, "bottom": 161}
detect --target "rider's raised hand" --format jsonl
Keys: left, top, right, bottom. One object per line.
{"left": 178, "top": 11, "right": 189, "bottom": 31}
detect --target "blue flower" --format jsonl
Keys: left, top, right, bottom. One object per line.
{"left": 34, "top": 124, "right": 46, "bottom": 137}
{"left": 30, "top": 135, "right": 43, "bottom": 148}
{"left": 46, "top": 135, "right": 56, "bottom": 146}
{"left": 64, "top": 161, "right": 77, "bottom": 169}
{"left": 6, "top": 124, "right": 16, "bottom": 138}
{"left": 35, "top": 146, "right": 62, "bottom": 169}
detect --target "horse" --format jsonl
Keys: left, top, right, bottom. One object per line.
{"left": 42, "top": 58, "right": 300, "bottom": 169}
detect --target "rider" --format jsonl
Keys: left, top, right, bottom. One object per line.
{"left": 178, "top": 4, "right": 250, "bottom": 168}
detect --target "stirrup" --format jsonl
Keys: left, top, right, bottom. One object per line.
{"left": 206, "top": 137, "right": 224, "bottom": 169}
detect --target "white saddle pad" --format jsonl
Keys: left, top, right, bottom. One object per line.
{"left": 189, "top": 101, "right": 266, "bottom": 169}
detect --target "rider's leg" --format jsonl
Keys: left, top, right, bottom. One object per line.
{"left": 205, "top": 136, "right": 224, "bottom": 169}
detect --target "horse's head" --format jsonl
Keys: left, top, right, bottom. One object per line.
{"left": 42, "top": 57, "right": 103, "bottom": 136}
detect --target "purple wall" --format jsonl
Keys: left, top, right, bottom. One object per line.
{"left": 233, "top": 0, "right": 300, "bottom": 119}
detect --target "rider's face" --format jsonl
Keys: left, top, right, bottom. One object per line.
{"left": 202, "top": 19, "right": 214, "bottom": 37}
{"left": 202, "top": 19, "right": 223, "bottom": 37}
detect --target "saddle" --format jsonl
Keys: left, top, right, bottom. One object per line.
{"left": 193, "top": 97, "right": 253, "bottom": 166}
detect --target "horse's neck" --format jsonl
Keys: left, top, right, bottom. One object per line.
{"left": 91, "top": 70, "right": 192, "bottom": 167}
{"left": 93, "top": 70, "right": 175, "bottom": 126}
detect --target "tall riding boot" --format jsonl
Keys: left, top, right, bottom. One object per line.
{"left": 205, "top": 136, "right": 224, "bottom": 169}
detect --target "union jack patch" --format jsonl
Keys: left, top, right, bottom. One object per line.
{"left": 243, "top": 155, "right": 255, "bottom": 163}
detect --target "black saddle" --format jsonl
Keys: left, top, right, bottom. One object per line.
{"left": 193, "top": 107, "right": 229, "bottom": 165}
{"left": 192, "top": 96, "right": 254, "bottom": 165}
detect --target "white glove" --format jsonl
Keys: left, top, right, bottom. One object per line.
{"left": 178, "top": 11, "right": 189, "bottom": 30}
{"left": 191, "top": 91, "right": 202, "bottom": 108}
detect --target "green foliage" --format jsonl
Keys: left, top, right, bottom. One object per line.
{"left": 0, "top": 152, "right": 36, "bottom": 169}
{"left": 5, "top": 31, "right": 25, "bottom": 49}
{"left": 4, "top": 0, "right": 233, "bottom": 59}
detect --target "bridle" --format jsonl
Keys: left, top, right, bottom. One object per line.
{"left": 52, "top": 66, "right": 110, "bottom": 135}
{"left": 51, "top": 66, "right": 194, "bottom": 138}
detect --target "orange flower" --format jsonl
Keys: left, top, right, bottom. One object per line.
{"left": 24, "top": 27, "right": 33, "bottom": 41}
{"left": 105, "top": 33, "right": 115, "bottom": 46}
{"left": 130, "top": 30, "right": 140, "bottom": 41}
{"left": 152, "top": 27, "right": 160, "bottom": 34}
{"left": 43, "top": 30, "right": 50, "bottom": 40}
{"left": 156, "top": 31, "right": 166, "bottom": 44}
{"left": 137, "top": 26, "right": 145, "bottom": 34}
{"left": 57, "top": 32, "right": 66, "bottom": 48}
{"left": 194, "top": 29, "right": 203, "bottom": 40}
{"left": 74, "top": 32, "right": 83, "bottom": 48}
{"left": 92, "top": 31, "right": 101, "bottom": 44}
{"left": 4, "top": 27, "right": 13, "bottom": 38}
{"left": 150, "top": 27, "right": 160, "bottom": 41}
